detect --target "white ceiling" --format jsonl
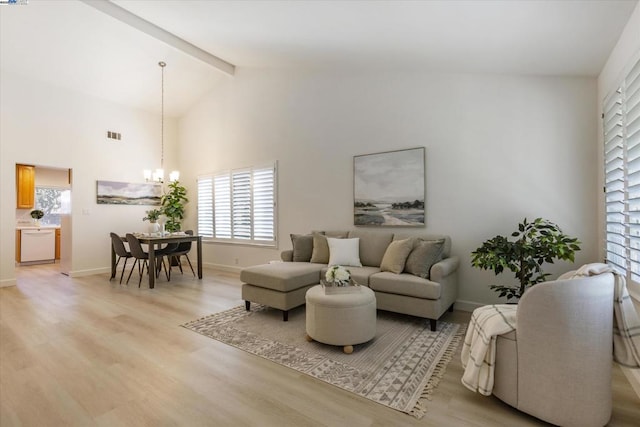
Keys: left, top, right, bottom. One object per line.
{"left": 1, "top": 0, "right": 637, "bottom": 117}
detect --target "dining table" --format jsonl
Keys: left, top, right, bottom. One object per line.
{"left": 111, "top": 233, "right": 203, "bottom": 289}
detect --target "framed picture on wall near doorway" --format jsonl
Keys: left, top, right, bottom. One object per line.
{"left": 353, "top": 147, "right": 425, "bottom": 227}
{"left": 96, "top": 180, "right": 162, "bottom": 205}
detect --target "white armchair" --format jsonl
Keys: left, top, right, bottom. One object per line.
{"left": 492, "top": 272, "right": 615, "bottom": 427}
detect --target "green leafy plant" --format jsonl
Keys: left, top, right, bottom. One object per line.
{"left": 30, "top": 209, "right": 44, "bottom": 219}
{"left": 161, "top": 180, "right": 188, "bottom": 232}
{"left": 471, "top": 217, "right": 581, "bottom": 301}
{"left": 142, "top": 208, "right": 162, "bottom": 222}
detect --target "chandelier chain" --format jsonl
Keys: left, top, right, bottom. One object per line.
{"left": 160, "top": 61, "right": 165, "bottom": 170}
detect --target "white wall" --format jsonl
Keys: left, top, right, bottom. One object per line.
{"left": 0, "top": 70, "right": 178, "bottom": 285}
{"left": 597, "top": 1, "right": 640, "bottom": 299}
{"left": 179, "top": 68, "right": 599, "bottom": 306}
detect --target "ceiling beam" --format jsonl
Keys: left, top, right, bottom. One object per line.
{"left": 81, "top": 0, "right": 235, "bottom": 76}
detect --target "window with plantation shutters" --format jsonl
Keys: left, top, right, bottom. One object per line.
{"left": 604, "top": 55, "right": 640, "bottom": 288}
{"left": 197, "top": 163, "right": 277, "bottom": 246}
{"left": 197, "top": 177, "right": 214, "bottom": 237}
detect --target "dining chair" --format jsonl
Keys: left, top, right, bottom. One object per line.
{"left": 125, "top": 234, "right": 171, "bottom": 287}
{"left": 167, "top": 230, "right": 195, "bottom": 277}
{"left": 110, "top": 232, "right": 133, "bottom": 284}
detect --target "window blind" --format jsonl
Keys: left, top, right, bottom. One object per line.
{"left": 197, "top": 177, "right": 214, "bottom": 237}
{"left": 252, "top": 166, "right": 275, "bottom": 241}
{"left": 214, "top": 174, "right": 232, "bottom": 239}
{"left": 197, "top": 163, "right": 277, "bottom": 246}
{"left": 604, "top": 56, "right": 640, "bottom": 286}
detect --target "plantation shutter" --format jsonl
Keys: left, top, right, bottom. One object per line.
{"left": 197, "top": 163, "right": 277, "bottom": 246}
{"left": 604, "top": 87, "right": 626, "bottom": 275}
{"left": 197, "top": 176, "right": 214, "bottom": 237}
{"left": 214, "top": 174, "right": 232, "bottom": 239}
{"left": 232, "top": 170, "right": 252, "bottom": 240}
{"left": 604, "top": 55, "right": 640, "bottom": 288}
{"left": 252, "top": 166, "right": 275, "bottom": 241}
{"left": 625, "top": 58, "right": 640, "bottom": 284}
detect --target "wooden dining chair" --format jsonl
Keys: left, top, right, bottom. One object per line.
{"left": 125, "top": 234, "right": 171, "bottom": 287}
{"left": 110, "top": 232, "right": 133, "bottom": 284}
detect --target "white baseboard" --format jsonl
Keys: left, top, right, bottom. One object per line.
{"left": 204, "top": 262, "right": 242, "bottom": 274}
{"left": 66, "top": 267, "right": 111, "bottom": 277}
{"left": 454, "top": 299, "right": 484, "bottom": 313}
{"left": 0, "top": 278, "right": 17, "bottom": 288}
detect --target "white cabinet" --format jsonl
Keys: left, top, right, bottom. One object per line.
{"left": 20, "top": 229, "right": 55, "bottom": 262}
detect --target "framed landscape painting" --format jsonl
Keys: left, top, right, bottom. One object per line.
{"left": 354, "top": 147, "right": 425, "bottom": 227}
{"left": 96, "top": 180, "right": 162, "bottom": 205}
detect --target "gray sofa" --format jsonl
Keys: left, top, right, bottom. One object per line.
{"left": 240, "top": 230, "right": 459, "bottom": 330}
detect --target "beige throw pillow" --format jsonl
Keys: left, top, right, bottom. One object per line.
{"left": 290, "top": 234, "right": 313, "bottom": 262}
{"left": 310, "top": 231, "right": 348, "bottom": 264}
{"left": 404, "top": 239, "right": 445, "bottom": 279}
{"left": 380, "top": 238, "right": 414, "bottom": 274}
{"left": 310, "top": 232, "right": 330, "bottom": 264}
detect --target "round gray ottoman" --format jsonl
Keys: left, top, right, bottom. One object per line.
{"left": 305, "top": 284, "right": 376, "bottom": 354}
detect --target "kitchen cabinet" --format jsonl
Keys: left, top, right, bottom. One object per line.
{"left": 16, "top": 164, "right": 35, "bottom": 209}
{"left": 55, "top": 228, "right": 61, "bottom": 260}
{"left": 15, "top": 230, "right": 21, "bottom": 263}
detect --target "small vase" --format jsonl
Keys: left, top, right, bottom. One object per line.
{"left": 148, "top": 222, "right": 160, "bottom": 234}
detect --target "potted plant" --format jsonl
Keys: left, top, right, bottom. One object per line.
{"left": 143, "top": 208, "right": 162, "bottom": 233}
{"left": 143, "top": 208, "right": 161, "bottom": 222}
{"left": 30, "top": 209, "right": 44, "bottom": 226}
{"left": 161, "top": 180, "right": 188, "bottom": 233}
{"left": 471, "top": 217, "right": 581, "bottom": 301}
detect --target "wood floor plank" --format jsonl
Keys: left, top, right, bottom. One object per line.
{"left": 1, "top": 263, "right": 638, "bottom": 426}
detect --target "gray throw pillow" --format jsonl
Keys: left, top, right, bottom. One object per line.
{"left": 290, "top": 234, "right": 313, "bottom": 262}
{"left": 380, "top": 238, "right": 415, "bottom": 274}
{"left": 404, "top": 239, "right": 445, "bottom": 279}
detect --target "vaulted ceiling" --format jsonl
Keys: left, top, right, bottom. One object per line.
{"left": 1, "top": 0, "right": 637, "bottom": 116}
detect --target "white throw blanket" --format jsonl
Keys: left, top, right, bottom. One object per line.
{"left": 568, "top": 263, "right": 640, "bottom": 369}
{"left": 461, "top": 263, "right": 640, "bottom": 396}
{"left": 460, "top": 304, "right": 517, "bottom": 395}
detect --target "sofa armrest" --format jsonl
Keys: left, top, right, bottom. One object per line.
{"left": 281, "top": 250, "right": 293, "bottom": 262}
{"left": 430, "top": 256, "right": 459, "bottom": 282}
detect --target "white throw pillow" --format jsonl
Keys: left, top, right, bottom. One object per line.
{"left": 327, "top": 237, "right": 362, "bottom": 267}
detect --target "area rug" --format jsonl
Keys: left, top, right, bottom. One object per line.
{"left": 182, "top": 304, "right": 464, "bottom": 418}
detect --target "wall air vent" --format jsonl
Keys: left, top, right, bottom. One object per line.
{"left": 106, "top": 131, "right": 122, "bottom": 141}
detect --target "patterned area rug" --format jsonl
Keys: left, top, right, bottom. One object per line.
{"left": 182, "top": 304, "right": 464, "bottom": 418}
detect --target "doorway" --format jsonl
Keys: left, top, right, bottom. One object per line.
{"left": 15, "top": 164, "right": 72, "bottom": 276}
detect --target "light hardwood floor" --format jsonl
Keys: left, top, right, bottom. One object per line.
{"left": 1, "top": 263, "right": 638, "bottom": 426}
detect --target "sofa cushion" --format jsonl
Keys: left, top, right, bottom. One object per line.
{"left": 394, "top": 233, "right": 452, "bottom": 258}
{"left": 290, "top": 234, "right": 313, "bottom": 262}
{"left": 369, "top": 272, "right": 441, "bottom": 300}
{"left": 240, "top": 262, "right": 324, "bottom": 292}
{"left": 347, "top": 230, "right": 394, "bottom": 267}
{"left": 321, "top": 265, "right": 381, "bottom": 286}
{"left": 310, "top": 231, "right": 348, "bottom": 264}
{"left": 404, "top": 239, "right": 445, "bottom": 279}
{"left": 327, "top": 237, "right": 362, "bottom": 267}
{"left": 380, "top": 237, "right": 414, "bottom": 274}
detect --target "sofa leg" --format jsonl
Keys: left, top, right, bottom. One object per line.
{"left": 430, "top": 319, "right": 437, "bottom": 332}
{"left": 245, "top": 301, "right": 251, "bottom": 311}
{"left": 448, "top": 303, "right": 454, "bottom": 312}
{"left": 282, "top": 310, "right": 289, "bottom": 322}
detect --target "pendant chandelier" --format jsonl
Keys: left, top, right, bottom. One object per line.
{"left": 144, "top": 61, "right": 179, "bottom": 183}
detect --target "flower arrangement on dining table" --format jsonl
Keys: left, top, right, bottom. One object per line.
{"left": 324, "top": 265, "right": 352, "bottom": 287}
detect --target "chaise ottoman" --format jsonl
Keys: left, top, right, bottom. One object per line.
{"left": 241, "top": 262, "right": 325, "bottom": 321}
